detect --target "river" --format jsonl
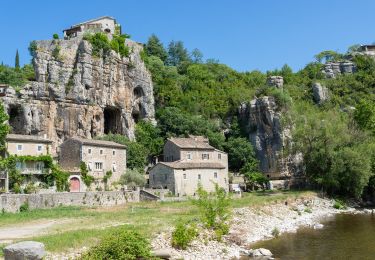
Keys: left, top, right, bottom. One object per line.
{"left": 250, "top": 213, "right": 375, "bottom": 260}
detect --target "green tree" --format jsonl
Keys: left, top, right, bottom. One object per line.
{"left": 225, "top": 137, "right": 257, "bottom": 172}
{"left": 15, "top": 50, "right": 20, "bottom": 70}
{"left": 166, "top": 40, "right": 191, "bottom": 66}
{"left": 119, "top": 169, "right": 146, "bottom": 187}
{"left": 135, "top": 121, "right": 164, "bottom": 157}
{"left": 0, "top": 101, "right": 9, "bottom": 154}
{"left": 191, "top": 48, "right": 203, "bottom": 63}
{"left": 314, "top": 50, "right": 343, "bottom": 63}
{"left": 145, "top": 34, "right": 168, "bottom": 62}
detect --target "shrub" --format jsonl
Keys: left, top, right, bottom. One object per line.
{"left": 80, "top": 228, "right": 151, "bottom": 260}
{"left": 53, "top": 34, "right": 59, "bottom": 40}
{"left": 304, "top": 207, "right": 312, "bottom": 213}
{"left": 28, "top": 41, "right": 38, "bottom": 56}
{"left": 271, "top": 227, "right": 280, "bottom": 238}
{"left": 19, "top": 202, "right": 29, "bottom": 212}
{"left": 192, "top": 184, "right": 231, "bottom": 240}
{"left": 119, "top": 169, "right": 146, "bottom": 187}
{"left": 52, "top": 45, "right": 61, "bottom": 60}
{"left": 333, "top": 199, "right": 347, "bottom": 210}
{"left": 80, "top": 162, "right": 94, "bottom": 188}
{"left": 24, "top": 182, "right": 38, "bottom": 194}
{"left": 171, "top": 222, "right": 198, "bottom": 249}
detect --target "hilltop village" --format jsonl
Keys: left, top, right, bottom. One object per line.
{"left": 2, "top": 14, "right": 375, "bottom": 260}
{"left": 1, "top": 16, "right": 375, "bottom": 202}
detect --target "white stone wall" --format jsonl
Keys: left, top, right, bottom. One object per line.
{"left": 81, "top": 144, "right": 126, "bottom": 187}
{"left": 174, "top": 168, "right": 228, "bottom": 196}
{"left": 7, "top": 141, "right": 51, "bottom": 156}
{"left": 0, "top": 191, "right": 139, "bottom": 213}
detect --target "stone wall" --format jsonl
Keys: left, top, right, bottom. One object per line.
{"left": 0, "top": 190, "right": 139, "bottom": 213}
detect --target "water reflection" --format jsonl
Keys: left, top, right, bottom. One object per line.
{"left": 247, "top": 213, "right": 375, "bottom": 260}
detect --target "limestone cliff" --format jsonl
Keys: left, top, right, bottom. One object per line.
{"left": 239, "top": 96, "right": 302, "bottom": 181}
{"left": 3, "top": 37, "right": 155, "bottom": 155}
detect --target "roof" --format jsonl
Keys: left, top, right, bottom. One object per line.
{"left": 168, "top": 136, "right": 214, "bottom": 150}
{"left": 157, "top": 161, "right": 225, "bottom": 170}
{"left": 69, "top": 16, "right": 116, "bottom": 29}
{"left": 6, "top": 134, "right": 52, "bottom": 143}
{"left": 69, "top": 137, "right": 126, "bottom": 149}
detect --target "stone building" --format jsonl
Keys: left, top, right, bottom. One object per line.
{"left": 63, "top": 16, "right": 120, "bottom": 39}
{"left": 3, "top": 134, "right": 53, "bottom": 192}
{"left": 59, "top": 138, "right": 126, "bottom": 192}
{"left": 149, "top": 136, "right": 229, "bottom": 196}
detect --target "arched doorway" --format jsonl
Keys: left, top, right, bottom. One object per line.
{"left": 70, "top": 177, "right": 80, "bottom": 192}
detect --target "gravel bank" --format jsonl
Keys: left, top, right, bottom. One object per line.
{"left": 151, "top": 195, "right": 357, "bottom": 260}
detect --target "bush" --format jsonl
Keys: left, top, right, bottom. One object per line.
{"left": 53, "top": 34, "right": 59, "bottom": 40}
{"left": 192, "top": 184, "right": 231, "bottom": 240}
{"left": 119, "top": 169, "right": 146, "bottom": 188}
{"left": 171, "top": 222, "right": 198, "bottom": 249}
{"left": 333, "top": 199, "right": 347, "bottom": 210}
{"left": 19, "top": 202, "right": 29, "bottom": 212}
{"left": 52, "top": 45, "right": 61, "bottom": 60}
{"left": 271, "top": 227, "right": 280, "bottom": 238}
{"left": 80, "top": 228, "right": 151, "bottom": 260}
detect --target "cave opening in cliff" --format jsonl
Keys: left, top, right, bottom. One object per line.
{"left": 104, "top": 106, "right": 122, "bottom": 135}
{"left": 8, "top": 104, "right": 27, "bottom": 134}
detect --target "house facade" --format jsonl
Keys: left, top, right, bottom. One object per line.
{"left": 63, "top": 16, "right": 120, "bottom": 39}
{"left": 59, "top": 137, "right": 126, "bottom": 192}
{"left": 5, "top": 134, "right": 53, "bottom": 191}
{"left": 149, "top": 136, "right": 229, "bottom": 196}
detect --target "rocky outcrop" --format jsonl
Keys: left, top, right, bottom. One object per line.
{"left": 323, "top": 61, "right": 356, "bottom": 78}
{"left": 239, "top": 96, "right": 302, "bottom": 180}
{"left": 312, "top": 82, "right": 329, "bottom": 104}
{"left": 267, "top": 76, "right": 283, "bottom": 88}
{"left": 3, "top": 37, "right": 155, "bottom": 155}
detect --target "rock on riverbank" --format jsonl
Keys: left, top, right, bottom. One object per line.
{"left": 151, "top": 196, "right": 356, "bottom": 260}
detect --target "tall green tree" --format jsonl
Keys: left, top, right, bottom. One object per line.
{"left": 145, "top": 34, "right": 168, "bottom": 62}
{"left": 15, "top": 49, "right": 20, "bottom": 70}
{"left": 0, "top": 101, "right": 9, "bottom": 155}
{"left": 166, "top": 41, "right": 191, "bottom": 66}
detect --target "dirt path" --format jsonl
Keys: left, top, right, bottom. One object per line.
{"left": 0, "top": 219, "right": 69, "bottom": 243}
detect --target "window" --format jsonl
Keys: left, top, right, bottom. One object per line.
{"left": 112, "top": 150, "right": 116, "bottom": 156}
{"left": 88, "top": 162, "right": 92, "bottom": 171}
{"left": 95, "top": 162, "right": 103, "bottom": 170}
{"left": 37, "top": 145, "right": 42, "bottom": 152}
{"left": 202, "top": 153, "right": 209, "bottom": 160}
{"left": 16, "top": 162, "right": 23, "bottom": 169}
{"left": 187, "top": 153, "right": 192, "bottom": 160}
{"left": 88, "top": 148, "right": 92, "bottom": 154}
{"left": 183, "top": 173, "right": 187, "bottom": 180}
{"left": 214, "top": 172, "right": 218, "bottom": 178}
{"left": 218, "top": 154, "right": 221, "bottom": 160}
{"left": 112, "top": 163, "right": 116, "bottom": 172}
{"left": 198, "top": 174, "right": 201, "bottom": 180}
{"left": 100, "top": 149, "right": 103, "bottom": 155}
{"left": 36, "top": 162, "right": 44, "bottom": 171}
{"left": 17, "top": 144, "right": 23, "bottom": 151}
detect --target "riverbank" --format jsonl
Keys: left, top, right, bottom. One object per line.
{"left": 151, "top": 194, "right": 358, "bottom": 259}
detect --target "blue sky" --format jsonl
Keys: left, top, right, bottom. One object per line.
{"left": 1, "top": 0, "right": 374, "bottom": 72}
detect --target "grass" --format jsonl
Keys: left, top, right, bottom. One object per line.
{"left": 2, "top": 191, "right": 314, "bottom": 253}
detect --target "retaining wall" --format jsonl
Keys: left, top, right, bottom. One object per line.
{"left": 0, "top": 190, "right": 140, "bottom": 213}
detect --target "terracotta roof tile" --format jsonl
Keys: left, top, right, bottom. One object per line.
{"left": 70, "top": 137, "right": 126, "bottom": 149}
{"left": 158, "top": 161, "right": 225, "bottom": 169}
{"left": 6, "top": 134, "right": 52, "bottom": 143}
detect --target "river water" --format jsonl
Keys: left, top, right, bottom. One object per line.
{"left": 250, "top": 213, "right": 375, "bottom": 260}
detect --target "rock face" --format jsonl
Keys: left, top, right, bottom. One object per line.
{"left": 312, "top": 82, "right": 329, "bottom": 104}
{"left": 3, "top": 37, "right": 155, "bottom": 155}
{"left": 239, "top": 96, "right": 302, "bottom": 181}
{"left": 267, "top": 76, "right": 283, "bottom": 88}
{"left": 323, "top": 61, "right": 356, "bottom": 78}
{"left": 3, "top": 241, "right": 45, "bottom": 260}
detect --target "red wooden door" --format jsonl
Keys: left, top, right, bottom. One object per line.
{"left": 70, "top": 177, "right": 80, "bottom": 192}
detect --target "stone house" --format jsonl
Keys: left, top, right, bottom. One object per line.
{"left": 149, "top": 136, "right": 229, "bottom": 196}
{"left": 59, "top": 137, "right": 126, "bottom": 192}
{"left": 63, "top": 16, "right": 121, "bottom": 39}
{"left": 3, "top": 134, "right": 53, "bottom": 192}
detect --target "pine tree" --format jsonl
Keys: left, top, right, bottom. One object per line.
{"left": 15, "top": 49, "right": 20, "bottom": 70}
{"left": 145, "top": 34, "right": 168, "bottom": 62}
